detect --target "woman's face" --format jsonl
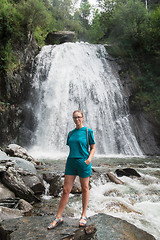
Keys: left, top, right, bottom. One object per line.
{"left": 73, "top": 111, "right": 84, "bottom": 128}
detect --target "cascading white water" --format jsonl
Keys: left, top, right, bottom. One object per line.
{"left": 30, "top": 42, "right": 143, "bottom": 158}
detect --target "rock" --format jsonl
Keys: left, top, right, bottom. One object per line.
{"left": 18, "top": 199, "right": 33, "bottom": 216}
{"left": 43, "top": 173, "right": 63, "bottom": 197}
{"left": 0, "top": 206, "right": 24, "bottom": 222}
{"left": 106, "top": 172, "right": 125, "bottom": 184}
{"left": 0, "top": 198, "right": 33, "bottom": 218}
{"left": 0, "top": 153, "right": 15, "bottom": 170}
{"left": 49, "top": 176, "right": 62, "bottom": 197}
{"left": 22, "top": 175, "right": 45, "bottom": 195}
{"left": 2, "top": 167, "right": 40, "bottom": 203}
{"left": 0, "top": 216, "right": 96, "bottom": 240}
{"left": 115, "top": 168, "right": 141, "bottom": 177}
{"left": 0, "top": 183, "right": 15, "bottom": 199}
{"left": 0, "top": 153, "right": 44, "bottom": 200}
{"left": 88, "top": 213, "right": 155, "bottom": 240}
{"left": 91, "top": 170, "right": 108, "bottom": 185}
{"left": 12, "top": 157, "right": 37, "bottom": 175}
{"left": 0, "top": 214, "right": 155, "bottom": 240}
{"left": 43, "top": 172, "right": 59, "bottom": 183}
{"left": 0, "top": 150, "right": 10, "bottom": 161}
{"left": 71, "top": 177, "right": 82, "bottom": 194}
{"left": 45, "top": 31, "right": 76, "bottom": 45}
{"left": 0, "top": 165, "right": 6, "bottom": 173}
{"left": 62, "top": 224, "right": 97, "bottom": 240}
{"left": 5, "top": 144, "right": 35, "bottom": 163}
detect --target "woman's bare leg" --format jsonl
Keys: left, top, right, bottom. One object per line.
{"left": 79, "top": 177, "right": 90, "bottom": 221}
{"left": 49, "top": 175, "right": 76, "bottom": 226}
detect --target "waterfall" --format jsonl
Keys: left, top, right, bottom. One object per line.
{"left": 29, "top": 42, "right": 143, "bottom": 158}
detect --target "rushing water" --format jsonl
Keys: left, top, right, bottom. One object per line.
{"left": 86, "top": 157, "right": 160, "bottom": 240}
{"left": 29, "top": 42, "right": 143, "bottom": 158}
{"left": 37, "top": 157, "right": 160, "bottom": 240}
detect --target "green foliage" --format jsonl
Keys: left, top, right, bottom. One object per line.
{"left": 94, "top": 0, "right": 160, "bottom": 122}
{"left": 0, "top": 0, "right": 73, "bottom": 70}
{"left": 1, "top": 41, "right": 17, "bottom": 71}
{"left": 16, "top": 0, "right": 56, "bottom": 45}
{"left": 0, "top": 0, "right": 23, "bottom": 41}
{"left": 149, "top": 6, "right": 160, "bottom": 53}
{"left": 86, "top": 9, "right": 104, "bottom": 43}
{"left": 80, "top": 0, "right": 91, "bottom": 19}
{"left": 0, "top": 0, "right": 23, "bottom": 71}
{"left": 108, "top": 0, "right": 149, "bottom": 57}
{"left": 49, "top": 0, "right": 73, "bottom": 29}
{"left": 79, "top": 0, "right": 91, "bottom": 29}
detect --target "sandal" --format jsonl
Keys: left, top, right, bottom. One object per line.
{"left": 47, "top": 218, "right": 63, "bottom": 230}
{"left": 79, "top": 216, "right": 87, "bottom": 227}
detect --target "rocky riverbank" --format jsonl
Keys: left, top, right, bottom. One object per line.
{"left": 0, "top": 213, "right": 156, "bottom": 240}
{"left": 0, "top": 144, "right": 157, "bottom": 239}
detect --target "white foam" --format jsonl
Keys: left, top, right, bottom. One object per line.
{"left": 69, "top": 171, "right": 160, "bottom": 239}
{"left": 29, "top": 42, "right": 143, "bottom": 157}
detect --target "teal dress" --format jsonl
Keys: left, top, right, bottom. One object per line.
{"left": 65, "top": 126, "right": 95, "bottom": 178}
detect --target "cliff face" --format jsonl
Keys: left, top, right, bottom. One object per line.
{"left": 0, "top": 38, "right": 160, "bottom": 155}
{"left": 0, "top": 32, "right": 39, "bottom": 147}
{"left": 114, "top": 58, "right": 160, "bottom": 156}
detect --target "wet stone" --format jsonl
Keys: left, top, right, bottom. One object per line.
{"left": 0, "top": 213, "right": 155, "bottom": 240}
{"left": 0, "top": 216, "right": 96, "bottom": 240}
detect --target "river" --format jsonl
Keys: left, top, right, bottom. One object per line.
{"left": 32, "top": 155, "right": 160, "bottom": 240}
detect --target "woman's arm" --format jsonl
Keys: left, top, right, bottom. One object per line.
{"left": 85, "top": 144, "right": 95, "bottom": 165}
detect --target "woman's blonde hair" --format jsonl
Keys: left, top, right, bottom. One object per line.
{"left": 73, "top": 110, "right": 84, "bottom": 117}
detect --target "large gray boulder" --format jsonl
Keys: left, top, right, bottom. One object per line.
{"left": 0, "top": 214, "right": 155, "bottom": 240}
{"left": 0, "top": 207, "right": 24, "bottom": 223}
{"left": 22, "top": 175, "right": 45, "bottom": 195}
{"left": 1, "top": 167, "right": 39, "bottom": 203}
{"left": 0, "top": 199, "right": 33, "bottom": 222}
{"left": 12, "top": 157, "right": 37, "bottom": 175}
{"left": 0, "top": 150, "right": 45, "bottom": 196}
{"left": 89, "top": 213, "right": 155, "bottom": 240}
{"left": 5, "top": 144, "right": 35, "bottom": 163}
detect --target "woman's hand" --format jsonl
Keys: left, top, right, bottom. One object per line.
{"left": 85, "top": 144, "right": 95, "bottom": 165}
{"left": 85, "top": 159, "right": 91, "bottom": 165}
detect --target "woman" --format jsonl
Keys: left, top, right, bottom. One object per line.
{"left": 48, "top": 110, "right": 95, "bottom": 229}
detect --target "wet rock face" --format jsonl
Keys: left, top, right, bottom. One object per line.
{"left": 112, "top": 58, "right": 160, "bottom": 156}
{"left": 0, "top": 33, "right": 39, "bottom": 147}
{"left": 0, "top": 106, "right": 23, "bottom": 146}
{"left": 129, "top": 112, "right": 160, "bottom": 155}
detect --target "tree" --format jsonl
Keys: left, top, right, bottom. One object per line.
{"left": 86, "top": 9, "right": 105, "bottom": 42}
{"left": 79, "top": 0, "right": 91, "bottom": 28}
